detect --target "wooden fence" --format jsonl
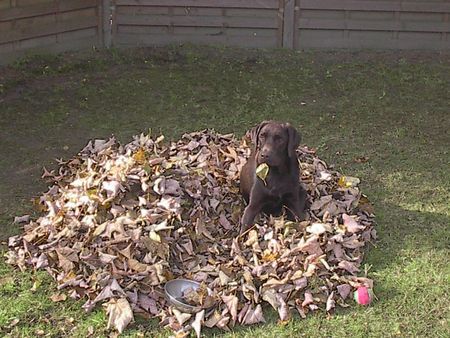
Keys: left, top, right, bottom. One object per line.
{"left": 292, "top": 0, "right": 450, "bottom": 50}
{"left": 112, "top": 0, "right": 284, "bottom": 49}
{"left": 1, "top": 0, "right": 449, "bottom": 64}
{"left": 0, "top": 0, "right": 108, "bottom": 64}
{"left": 111, "top": 0, "right": 450, "bottom": 50}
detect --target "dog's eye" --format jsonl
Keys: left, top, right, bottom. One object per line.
{"left": 259, "top": 134, "right": 266, "bottom": 139}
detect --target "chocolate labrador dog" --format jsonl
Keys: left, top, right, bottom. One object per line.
{"left": 240, "top": 121, "right": 306, "bottom": 232}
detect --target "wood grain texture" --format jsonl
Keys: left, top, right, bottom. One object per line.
{"left": 112, "top": 1, "right": 282, "bottom": 48}
{"left": 0, "top": 0, "right": 103, "bottom": 63}
{"left": 115, "top": 0, "right": 279, "bottom": 9}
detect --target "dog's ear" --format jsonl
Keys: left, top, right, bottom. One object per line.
{"left": 249, "top": 121, "right": 269, "bottom": 148}
{"left": 284, "top": 123, "right": 301, "bottom": 158}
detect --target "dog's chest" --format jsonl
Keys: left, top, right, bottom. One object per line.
{"left": 264, "top": 172, "right": 294, "bottom": 199}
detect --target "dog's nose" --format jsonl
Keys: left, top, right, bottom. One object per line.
{"left": 260, "top": 150, "right": 269, "bottom": 160}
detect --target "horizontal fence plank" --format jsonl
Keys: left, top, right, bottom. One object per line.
{"left": 117, "top": 6, "right": 219, "bottom": 15}
{"left": 1, "top": 27, "right": 96, "bottom": 52}
{"left": 116, "top": 13, "right": 279, "bottom": 29}
{"left": 296, "top": 30, "right": 448, "bottom": 50}
{"left": 115, "top": 0, "right": 279, "bottom": 9}
{"left": 298, "top": 18, "right": 450, "bottom": 33}
{"left": 0, "top": 0, "right": 97, "bottom": 22}
{"left": 118, "top": 25, "right": 277, "bottom": 37}
{"left": 0, "top": 34, "right": 99, "bottom": 65}
{"left": 59, "top": 27, "right": 98, "bottom": 42}
{"left": 0, "top": 15, "right": 98, "bottom": 44}
{"left": 299, "top": 0, "right": 450, "bottom": 13}
{"left": 116, "top": 6, "right": 277, "bottom": 18}
{"left": 16, "top": 0, "right": 54, "bottom": 6}
{"left": 115, "top": 32, "right": 277, "bottom": 48}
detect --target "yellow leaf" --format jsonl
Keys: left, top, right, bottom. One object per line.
{"left": 149, "top": 231, "right": 161, "bottom": 243}
{"left": 93, "top": 222, "right": 107, "bottom": 237}
{"left": 30, "top": 280, "right": 39, "bottom": 292}
{"left": 338, "top": 176, "right": 360, "bottom": 188}
{"left": 86, "top": 188, "right": 99, "bottom": 200}
{"left": 256, "top": 163, "right": 269, "bottom": 184}
{"left": 261, "top": 250, "right": 279, "bottom": 262}
{"left": 133, "top": 148, "right": 147, "bottom": 165}
{"left": 244, "top": 230, "right": 258, "bottom": 247}
{"left": 32, "top": 197, "right": 47, "bottom": 212}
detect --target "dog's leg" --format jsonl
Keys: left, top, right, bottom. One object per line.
{"left": 241, "top": 203, "right": 263, "bottom": 233}
{"left": 284, "top": 188, "right": 306, "bottom": 221}
{"left": 241, "top": 186, "right": 266, "bottom": 233}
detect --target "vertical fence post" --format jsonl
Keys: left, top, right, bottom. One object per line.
{"left": 102, "top": 0, "right": 112, "bottom": 48}
{"left": 282, "top": 0, "right": 295, "bottom": 48}
{"left": 277, "top": 0, "right": 284, "bottom": 47}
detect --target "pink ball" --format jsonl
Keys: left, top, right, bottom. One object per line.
{"left": 353, "top": 286, "right": 373, "bottom": 305}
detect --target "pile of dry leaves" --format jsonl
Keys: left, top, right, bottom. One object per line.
{"left": 6, "top": 130, "right": 376, "bottom": 336}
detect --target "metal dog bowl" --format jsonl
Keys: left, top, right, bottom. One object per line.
{"left": 164, "top": 279, "right": 215, "bottom": 314}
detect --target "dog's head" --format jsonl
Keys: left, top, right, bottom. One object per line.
{"left": 249, "top": 121, "right": 301, "bottom": 167}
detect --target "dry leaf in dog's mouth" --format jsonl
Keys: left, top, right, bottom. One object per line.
{"left": 256, "top": 163, "right": 269, "bottom": 183}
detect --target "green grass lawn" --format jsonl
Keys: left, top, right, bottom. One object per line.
{"left": 0, "top": 46, "right": 449, "bottom": 337}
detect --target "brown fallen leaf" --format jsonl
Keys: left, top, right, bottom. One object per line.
{"left": 276, "top": 294, "right": 290, "bottom": 322}
{"left": 14, "top": 215, "right": 30, "bottom": 224}
{"left": 216, "top": 314, "right": 231, "bottom": 330}
{"left": 192, "top": 310, "right": 205, "bottom": 338}
{"left": 237, "top": 303, "right": 250, "bottom": 324}
{"left": 342, "top": 214, "right": 365, "bottom": 233}
{"left": 6, "top": 318, "right": 20, "bottom": 329}
{"left": 87, "top": 326, "right": 95, "bottom": 336}
{"left": 326, "top": 291, "right": 336, "bottom": 312}
{"left": 302, "top": 292, "right": 314, "bottom": 307}
{"left": 138, "top": 293, "right": 159, "bottom": 315}
{"left": 242, "top": 304, "right": 266, "bottom": 325}
{"left": 297, "top": 235, "right": 323, "bottom": 256}
{"left": 338, "top": 260, "right": 360, "bottom": 274}
{"left": 105, "top": 298, "right": 134, "bottom": 333}
{"left": 337, "top": 284, "right": 351, "bottom": 299}
{"left": 262, "top": 289, "right": 280, "bottom": 310}
{"left": 306, "top": 222, "right": 332, "bottom": 235}
{"left": 354, "top": 156, "right": 369, "bottom": 163}
{"left": 221, "top": 294, "right": 238, "bottom": 322}
{"left": 358, "top": 195, "right": 375, "bottom": 214}
{"left": 172, "top": 308, "right": 192, "bottom": 326}
{"left": 50, "top": 292, "right": 67, "bottom": 302}
{"left": 204, "top": 310, "right": 222, "bottom": 328}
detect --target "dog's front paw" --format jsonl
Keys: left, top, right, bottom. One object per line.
{"left": 241, "top": 208, "right": 253, "bottom": 226}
